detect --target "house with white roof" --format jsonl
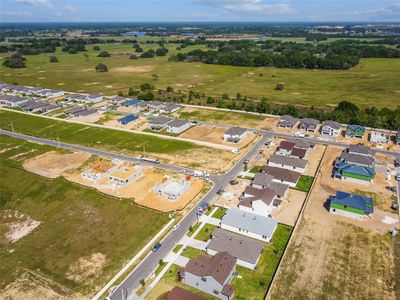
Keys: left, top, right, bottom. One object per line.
{"left": 370, "top": 130, "right": 389, "bottom": 144}
{"left": 167, "top": 119, "right": 191, "bottom": 134}
{"left": 321, "top": 121, "right": 341, "bottom": 137}
{"left": 223, "top": 127, "right": 247, "bottom": 144}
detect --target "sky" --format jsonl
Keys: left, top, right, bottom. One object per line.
{"left": 0, "top": 0, "right": 400, "bottom": 23}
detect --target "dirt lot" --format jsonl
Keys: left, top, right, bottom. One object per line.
{"left": 23, "top": 151, "right": 90, "bottom": 178}
{"left": 304, "top": 144, "right": 326, "bottom": 176}
{"left": 69, "top": 113, "right": 102, "bottom": 123}
{"left": 268, "top": 146, "right": 399, "bottom": 300}
{"left": 272, "top": 189, "right": 307, "bottom": 227}
{"left": 66, "top": 166, "right": 204, "bottom": 213}
{"left": 180, "top": 125, "right": 256, "bottom": 149}
{"left": 214, "top": 178, "right": 249, "bottom": 208}
{"left": 103, "top": 116, "right": 149, "bottom": 131}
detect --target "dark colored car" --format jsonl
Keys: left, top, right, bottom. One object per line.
{"left": 152, "top": 242, "right": 161, "bottom": 252}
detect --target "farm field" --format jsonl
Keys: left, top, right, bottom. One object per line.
{"left": 268, "top": 146, "right": 400, "bottom": 300}
{"left": 0, "top": 135, "right": 169, "bottom": 298}
{"left": 0, "top": 110, "right": 237, "bottom": 172}
{"left": 0, "top": 40, "right": 399, "bottom": 108}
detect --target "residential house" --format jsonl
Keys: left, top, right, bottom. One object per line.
{"left": 370, "top": 130, "right": 389, "bottom": 144}
{"left": 299, "top": 118, "right": 320, "bottom": 132}
{"left": 64, "top": 106, "right": 86, "bottom": 116}
{"left": 329, "top": 191, "right": 373, "bottom": 219}
{"left": 153, "top": 178, "right": 190, "bottom": 200}
{"left": 220, "top": 208, "right": 278, "bottom": 242}
{"left": 267, "top": 154, "right": 308, "bottom": 173}
{"left": 287, "top": 138, "right": 315, "bottom": 149}
{"left": 160, "top": 103, "right": 180, "bottom": 114}
{"left": 346, "top": 124, "right": 365, "bottom": 139}
{"left": 121, "top": 99, "right": 140, "bottom": 107}
{"left": 147, "top": 100, "right": 164, "bottom": 110}
{"left": 248, "top": 174, "right": 289, "bottom": 198}
{"left": 261, "top": 165, "right": 301, "bottom": 187}
{"left": 20, "top": 100, "right": 48, "bottom": 113}
{"left": 348, "top": 144, "right": 373, "bottom": 157}
{"left": 0, "top": 95, "right": 29, "bottom": 107}
{"left": 109, "top": 96, "right": 126, "bottom": 104}
{"left": 66, "top": 94, "right": 88, "bottom": 102}
{"left": 206, "top": 228, "right": 264, "bottom": 270}
{"left": 223, "top": 127, "right": 247, "bottom": 144}
{"left": 148, "top": 116, "right": 171, "bottom": 131}
{"left": 35, "top": 89, "right": 64, "bottom": 98}
{"left": 238, "top": 186, "right": 277, "bottom": 217}
{"left": 321, "top": 121, "right": 341, "bottom": 137}
{"left": 86, "top": 94, "right": 104, "bottom": 103}
{"left": 118, "top": 114, "right": 138, "bottom": 125}
{"left": 181, "top": 252, "right": 236, "bottom": 300}
{"left": 277, "top": 115, "right": 299, "bottom": 129}
{"left": 162, "top": 287, "right": 206, "bottom": 300}
{"left": 333, "top": 161, "right": 375, "bottom": 183}
{"left": 40, "top": 103, "right": 61, "bottom": 114}
{"left": 108, "top": 165, "right": 143, "bottom": 186}
{"left": 276, "top": 140, "right": 307, "bottom": 159}
{"left": 167, "top": 119, "right": 191, "bottom": 134}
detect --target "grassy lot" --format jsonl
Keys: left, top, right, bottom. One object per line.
{"left": 194, "top": 224, "right": 216, "bottom": 242}
{"left": 249, "top": 165, "right": 262, "bottom": 174}
{"left": 0, "top": 110, "right": 196, "bottom": 154}
{"left": 211, "top": 207, "right": 227, "bottom": 219}
{"left": 294, "top": 175, "right": 314, "bottom": 193}
{"left": 0, "top": 39, "right": 399, "bottom": 108}
{"left": 0, "top": 135, "right": 169, "bottom": 295}
{"left": 231, "top": 224, "right": 292, "bottom": 300}
{"left": 178, "top": 108, "right": 266, "bottom": 127}
{"left": 181, "top": 246, "right": 205, "bottom": 259}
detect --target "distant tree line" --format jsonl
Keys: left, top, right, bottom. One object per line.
{"left": 168, "top": 39, "right": 400, "bottom": 70}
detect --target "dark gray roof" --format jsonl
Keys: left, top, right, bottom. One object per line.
{"left": 339, "top": 152, "right": 375, "bottom": 167}
{"left": 75, "top": 108, "right": 97, "bottom": 116}
{"left": 224, "top": 126, "right": 247, "bottom": 136}
{"left": 207, "top": 228, "right": 264, "bottom": 264}
{"left": 300, "top": 118, "right": 320, "bottom": 127}
{"left": 65, "top": 106, "right": 85, "bottom": 115}
{"left": 287, "top": 138, "right": 314, "bottom": 149}
{"left": 251, "top": 173, "right": 274, "bottom": 187}
{"left": 149, "top": 100, "right": 163, "bottom": 106}
{"left": 161, "top": 103, "right": 180, "bottom": 111}
{"left": 322, "top": 120, "right": 341, "bottom": 130}
{"left": 149, "top": 116, "right": 172, "bottom": 125}
{"left": 109, "top": 96, "right": 126, "bottom": 102}
{"left": 221, "top": 208, "right": 277, "bottom": 238}
{"left": 0, "top": 95, "right": 28, "bottom": 103}
{"left": 168, "top": 119, "right": 190, "bottom": 128}
{"left": 278, "top": 115, "right": 299, "bottom": 128}
{"left": 269, "top": 154, "right": 308, "bottom": 169}
{"left": 348, "top": 144, "right": 373, "bottom": 156}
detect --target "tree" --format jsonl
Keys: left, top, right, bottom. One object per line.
{"left": 141, "top": 49, "right": 155, "bottom": 58}
{"left": 135, "top": 46, "right": 143, "bottom": 53}
{"left": 140, "top": 83, "right": 153, "bottom": 91}
{"left": 129, "top": 54, "right": 138, "bottom": 59}
{"left": 3, "top": 53, "right": 26, "bottom": 68}
{"left": 49, "top": 55, "right": 58, "bottom": 63}
{"left": 275, "top": 83, "right": 285, "bottom": 90}
{"left": 155, "top": 47, "right": 169, "bottom": 56}
{"left": 128, "top": 87, "right": 134, "bottom": 96}
{"left": 95, "top": 63, "right": 108, "bottom": 72}
{"left": 166, "top": 86, "right": 173, "bottom": 92}
{"left": 98, "top": 51, "right": 110, "bottom": 57}
{"left": 93, "top": 45, "right": 100, "bottom": 51}
{"left": 222, "top": 93, "right": 229, "bottom": 100}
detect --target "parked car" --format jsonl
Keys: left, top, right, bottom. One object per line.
{"left": 243, "top": 159, "right": 249, "bottom": 164}
{"left": 152, "top": 242, "right": 161, "bottom": 252}
{"left": 391, "top": 203, "right": 399, "bottom": 211}
{"left": 396, "top": 174, "right": 400, "bottom": 181}
{"left": 172, "top": 224, "right": 180, "bottom": 231}
{"left": 258, "top": 149, "right": 264, "bottom": 154}
{"left": 230, "top": 179, "right": 239, "bottom": 185}
{"left": 394, "top": 160, "right": 400, "bottom": 167}
{"left": 216, "top": 187, "right": 224, "bottom": 195}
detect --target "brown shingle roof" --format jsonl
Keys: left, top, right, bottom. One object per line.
{"left": 262, "top": 165, "right": 301, "bottom": 184}
{"left": 241, "top": 187, "right": 276, "bottom": 207}
{"left": 163, "top": 286, "right": 206, "bottom": 300}
{"left": 222, "top": 284, "right": 235, "bottom": 297}
{"left": 279, "top": 141, "right": 295, "bottom": 151}
{"left": 291, "top": 147, "right": 307, "bottom": 158}
{"left": 184, "top": 252, "right": 236, "bottom": 285}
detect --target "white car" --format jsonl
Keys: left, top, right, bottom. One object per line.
{"left": 172, "top": 224, "right": 180, "bottom": 231}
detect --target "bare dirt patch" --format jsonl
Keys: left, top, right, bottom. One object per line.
{"left": 111, "top": 66, "right": 154, "bottom": 73}
{"left": 23, "top": 151, "right": 90, "bottom": 179}
{"left": 1, "top": 271, "right": 84, "bottom": 300}
{"left": 66, "top": 253, "right": 107, "bottom": 284}
{"left": 2, "top": 210, "right": 40, "bottom": 244}
{"left": 272, "top": 189, "right": 306, "bottom": 226}
{"left": 214, "top": 178, "right": 249, "bottom": 208}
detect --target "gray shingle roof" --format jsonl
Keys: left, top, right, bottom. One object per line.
{"left": 322, "top": 120, "right": 341, "bottom": 130}
{"left": 224, "top": 126, "right": 247, "bottom": 136}
{"left": 168, "top": 119, "right": 190, "bottom": 128}
{"left": 221, "top": 208, "right": 278, "bottom": 238}
{"left": 207, "top": 228, "right": 264, "bottom": 264}
{"left": 339, "top": 152, "right": 375, "bottom": 167}
{"left": 149, "top": 116, "right": 172, "bottom": 125}
{"left": 278, "top": 115, "right": 299, "bottom": 128}
{"left": 269, "top": 154, "right": 308, "bottom": 169}
{"left": 348, "top": 144, "right": 373, "bottom": 156}
{"left": 262, "top": 165, "right": 301, "bottom": 184}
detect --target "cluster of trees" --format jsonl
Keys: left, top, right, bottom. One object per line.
{"left": 95, "top": 63, "right": 108, "bottom": 72}
{"left": 140, "top": 47, "right": 169, "bottom": 58}
{"left": 61, "top": 41, "right": 86, "bottom": 54}
{"left": 3, "top": 53, "right": 26, "bottom": 68}
{"left": 97, "top": 51, "right": 110, "bottom": 57}
{"left": 171, "top": 40, "right": 400, "bottom": 70}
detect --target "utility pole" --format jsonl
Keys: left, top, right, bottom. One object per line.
{"left": 143, "top": 145, "right": 146, "bottom": 158}
{"left": 57, "top": 137, "right": 60, "bottom": 149}
{"left": 10, "top": 121, "right": 14, "bottom": 132}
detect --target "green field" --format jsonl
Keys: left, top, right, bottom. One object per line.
{"left": 0, "top": 135, "right": 169, "bottom": 295}
{"left": 0, "top": 110, "right": 197, "bottom": 154}
{"left": 0, "top": 40, "right": 399, "bottom": 108}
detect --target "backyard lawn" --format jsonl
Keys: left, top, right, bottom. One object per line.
{"left": 0, "top": 135, "right": 169, "bottom": 296}
{"left": 294, "top": 175, "right": 314, "bottom": 193}
{"left": 211, "top": 207, "right": 227, "bottom": 219}
{"left": 231, "top": 224, "right": 293, "bottom": 300}
{"left": 181, "top": 246, "right": 205, "bottom": 259}
{"left": 194, "top": 224, "right": 216, "bottom": 242}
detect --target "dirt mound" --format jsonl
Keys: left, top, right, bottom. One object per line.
{"left": 2, "top": 210, "right": 40, "bottom": 244}
{"left": 111, "top": 66, "right": 154, "bottom": 73}
{"left": 23, "top": 151, "right": 90, "bottom": 179}
{"left": 66, "top": 253, "right": 107, "bottom": 284}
